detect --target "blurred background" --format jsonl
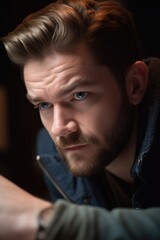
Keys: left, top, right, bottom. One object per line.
{"left": 0, "top": 0, "right": 160, "bottom": 200}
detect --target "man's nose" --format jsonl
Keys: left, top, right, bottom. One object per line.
{"left": 51, "top": 105, "right": 78, "bottom": 137}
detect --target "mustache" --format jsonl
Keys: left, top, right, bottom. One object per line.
{"left": 55, "top": 131, "right": 99, "bottom": 148}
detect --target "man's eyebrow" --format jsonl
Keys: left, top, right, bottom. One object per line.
{"left": 26, "top": 79, "right": 96, "bottom": 104}
{"left": 59, "top": 79, "right": 96, "bottom": 96}
{"left": 26, "top": 93, "right": 43, "bottom": 104}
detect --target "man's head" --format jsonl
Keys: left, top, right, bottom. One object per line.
{"left": 1, "top": 0, "right": 148, "bottom": 176}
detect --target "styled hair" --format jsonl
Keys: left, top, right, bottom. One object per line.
{"left": 1, "top": 0, "right": 141, "bottom": 78}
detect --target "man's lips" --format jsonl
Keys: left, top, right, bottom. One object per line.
{"left": 63, "top": 144, "right": 88, "bottom": 151}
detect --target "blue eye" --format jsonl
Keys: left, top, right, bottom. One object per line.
{"left": 74, "top": 92, "right": 88, "bottom": 101}
{"left": 38, "top": 102, "right": 53, "bottom": 110}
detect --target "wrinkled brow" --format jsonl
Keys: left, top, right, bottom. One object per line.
{"left": 26, "top": 94, "right": 43, "bottom": 105}
{"left": 58, "top": 78, "right": 95, "bottom": 96}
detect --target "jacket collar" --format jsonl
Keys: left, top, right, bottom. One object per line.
{"left": 131, "top": 57, "right": 160, "bottom": 178}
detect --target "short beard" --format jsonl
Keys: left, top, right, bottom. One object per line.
{"left": 55, "top": 97, "right": 136, "bottom": 177}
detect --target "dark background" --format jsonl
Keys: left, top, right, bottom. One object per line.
{"left": 0, "top": 0, "right": 160, "bottom": 200}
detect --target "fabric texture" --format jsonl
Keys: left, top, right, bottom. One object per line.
{"left": 46, "top": 200, "right": 160, "bottom": 240}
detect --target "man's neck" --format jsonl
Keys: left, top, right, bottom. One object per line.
{"left": 106, "top": 125, "right": 137, "bottom": 183}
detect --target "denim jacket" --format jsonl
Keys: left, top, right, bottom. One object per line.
{"left": 36, "top": 57, "right": 160, "bottom": 210}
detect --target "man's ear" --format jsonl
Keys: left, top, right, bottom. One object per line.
{"left": 125, "top": 61, "right": 148, "bottom": 105}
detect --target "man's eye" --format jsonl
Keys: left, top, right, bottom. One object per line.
{"left": 37, "top": 102, "right": 53, "bottom": 110}
{"left": 74, "top": 92, "right": 88, "bottom": 101}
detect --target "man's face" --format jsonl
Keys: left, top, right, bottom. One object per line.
{"left": 24, "top": 42, "right": 135, "bottom": 176}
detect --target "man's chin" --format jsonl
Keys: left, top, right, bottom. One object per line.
{"left": 67, "top": 165, "right": 97, "bottom": 177}
{"left": 57, "top": 146, "right": 111, "bottom": 176}
{"left": 65, "top": 158, "right": 104, "bottom": 177}
{"left": 64, "top": 156, "right": 91, "bottom": 176}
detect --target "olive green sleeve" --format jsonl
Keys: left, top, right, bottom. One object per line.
{"left": 46, "top": 200, "right": 160, "bottom": 240}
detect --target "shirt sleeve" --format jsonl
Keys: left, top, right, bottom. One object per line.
{"left": 46, "top": 200, "right": 160, "bottom": 240}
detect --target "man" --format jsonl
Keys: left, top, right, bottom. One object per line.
{"left": 1, "top": 0, "right": 160, "bottom": 239}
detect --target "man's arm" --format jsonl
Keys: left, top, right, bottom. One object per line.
{"left": 0, "top": 175, "right": 52, "bottom": 240}
{"left": 47, "top": 200, "right": 160, "bottom": 240}
{"left": 1, "top": 175, "right": 160, "bottom": 240}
